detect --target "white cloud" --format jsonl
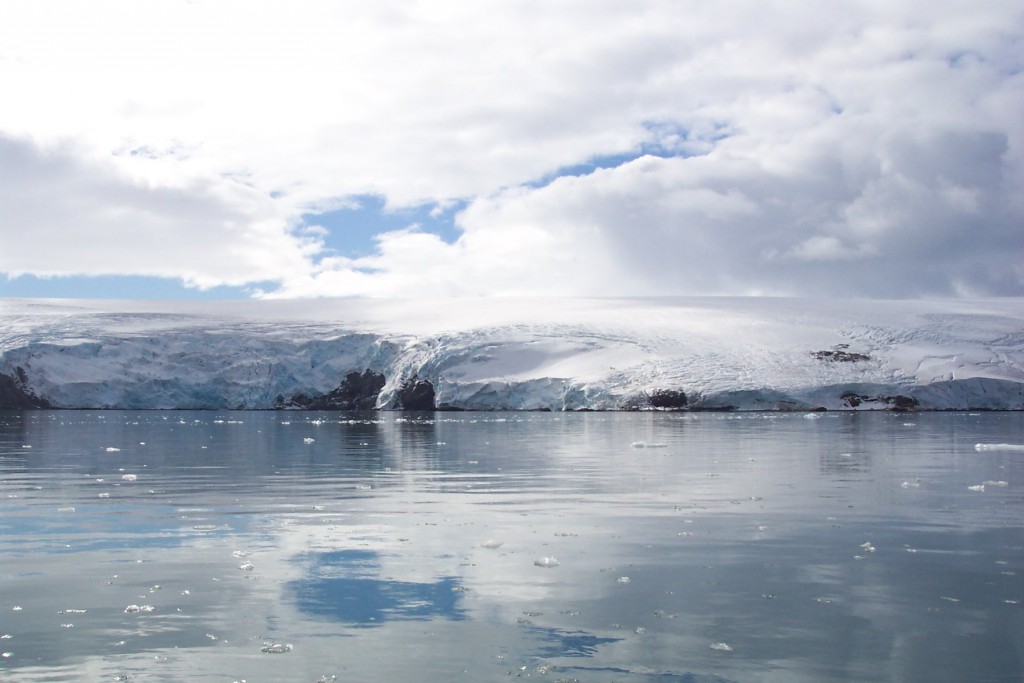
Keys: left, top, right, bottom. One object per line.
{"left": 1, "top": 0, "right": 1021, "bottom": 297}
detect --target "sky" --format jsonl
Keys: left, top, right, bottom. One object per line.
{"left": 0, "top": 0, "right": 1021, "bottom": 300}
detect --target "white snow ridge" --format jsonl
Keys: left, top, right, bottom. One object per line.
{"left": 1, "top": 297, "right": 1022, "bottom": 411}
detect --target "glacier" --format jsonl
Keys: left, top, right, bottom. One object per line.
{"left": 1, "top": 297, "right": 1022, "bottom": 411}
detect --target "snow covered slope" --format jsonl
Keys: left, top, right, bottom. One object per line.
{"left": 1, "top": 297, "right": 1022, "bottom": 411}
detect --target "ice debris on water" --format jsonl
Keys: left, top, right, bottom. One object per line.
{"left": 239, "top": 561, "right": 255, "bottom": 571}
{"left": 260, "top": 642, "right": 293, "bottom": 654}
{"left": 124, "top": 604, "right": 155, "bottom": 614}
{"left": 968, "top": 484, "right": 986, "bottom": 492}
{"left": 121, "top": 474, "right": 137, "bottom": 482}
{"left": 534, "top": 557, "right": 559, "bottom": 568}
{"left": 616, "top": 576, "right": 631, "bottom": 584}
{"left": 709, "top": 642, "right": 733, "bottom": 652}
{"left": 984, "top": 480, "right": 1009, "bottom": 487}
{"left": 975, "top": 443, "right": 1024, "bottom": 452}
{"left": 480, "top": 539, "right": 504, "bottom": 549}
{"left": 106, "top": 447, "right": 121, "bottom": 452}
{"left": 303, "top": 437, "right": 315, "bottom": 444}
{"left": 631, "top": 441, "right": 667, "bottom": 448}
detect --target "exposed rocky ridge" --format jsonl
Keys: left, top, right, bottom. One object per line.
{"left": 274, "top": 369, "right": 386, "bottom": 410}
{"left": 0, "top": 368, "right": 52, "bottom": 409}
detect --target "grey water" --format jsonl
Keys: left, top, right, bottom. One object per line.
{"left": 0, "top": 410, "right": 1022, "bottom": 683}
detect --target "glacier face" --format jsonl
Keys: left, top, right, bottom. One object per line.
{"left": 1, "top": 297, "right": 1022, "bottom": 411}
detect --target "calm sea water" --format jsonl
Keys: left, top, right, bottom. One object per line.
{"left": 0, "top": 410, "right": 1022, "bottom": 683}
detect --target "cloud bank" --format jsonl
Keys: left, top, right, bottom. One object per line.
{"left": 1, "top": 0, "right": 1021, "bottom": 297}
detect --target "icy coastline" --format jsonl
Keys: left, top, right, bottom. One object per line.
{"left": 1, "top": 297, "right": 1022, "bottom": 411}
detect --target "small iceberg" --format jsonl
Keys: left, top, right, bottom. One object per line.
{"left": 123, "top": 604, "right": 155, "bottom": 614}
{"left": 534, "top": 556, "right": 559, "bottom": 568}
{"left": 260, "top": 642, "right": 293, "bottom": 654}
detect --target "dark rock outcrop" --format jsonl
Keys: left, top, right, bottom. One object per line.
{"left": 648, "top": 389, "right": 688, "bottom": 409}
{"left": 813, "top": 345, "right": 871, "bottom": 363}
{"left": 275, "top": 369, "right": 385, "bottom": 410}
{"left": 841, "top": 391, "right": 919, "bottom": 411}
{"left": 397, "top": 376, "right": 436, "bottom": 410}
{"left": 0, "top": 368, "right": 52, "bottom": 409}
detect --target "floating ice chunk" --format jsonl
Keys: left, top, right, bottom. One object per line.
{"left": 98, "top": 492, "right": 111, "bottom": 499}
{"left": 631, "top": 441, "right": 667, "bottom": 448}
{"left": 940, "top": 596, "right": 960, "bottom": 603}
{"left": 105, "top": 447, "right": 121, "bottom": 452}
{"left": 239, "top": 561, "right": 255, "bottom": 571}
{"left": 1, "top": 652, "right": 11, "bottom": 658}
{"left": 617, "top": 576, "right": 631, "bottom": 584}
{"left": 803, "top": 413, "right": 821, "bottom": 419}
{"left": 480, "top": 539, "right": 504, "bottom": 549}
{"left": 967, "top": 484, "right": 985, "bottom": 492}
{"left": 900, "top": 481, "right": 920, "bottom": 489}
{"left": 975, "top": 443, "right": 1024, "bottom": 452}
{"left": 709, "top": 642, "right": 733, "bottom": 652}
{"left": 633, "top": 626, "right": 646, "bottom": 634}
{"left": 303, "top": 437, "right": 315, "bottom": 444}
{"left": 860, "top": 541, "right": 876, "bottom": 552}
{"left": 534, "top": 557, "right": 559, "bottom": 568}
{"left": 58, "top": 506, "right": 76, "bottom": 512}
{"left": 124, "top": 604, "right": 155, "bottom": 614}
{"left": 260, "top": 642, "right": 293, "bottom": 654}
{"left": 354, "top": 484, "right": 372, "bottom": 490}
{"left": 21, "top": 445, "right": 31, "bottom": 449}
{"left": 121, "top": 474, "right": 137, "bottom": 482}
{"left": 983, "top": 480, "right": 1009, "bottom": 487}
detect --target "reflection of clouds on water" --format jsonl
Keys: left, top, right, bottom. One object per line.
{"left": 287, "top": 549, "right": 466, "bottom": 625}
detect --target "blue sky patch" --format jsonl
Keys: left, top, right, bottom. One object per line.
{"left": 303, "top": 195, "right": 464, "bottom": 259}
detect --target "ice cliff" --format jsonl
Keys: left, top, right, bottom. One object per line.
{"left": 1, "top": 297, "right": 1022, "bottom": 411}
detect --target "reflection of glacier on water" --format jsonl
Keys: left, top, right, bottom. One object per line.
{"left": 0, "top": 409, "right": 1022, "bottom": 682}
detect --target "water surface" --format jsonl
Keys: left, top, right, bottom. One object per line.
{"left": 1, "top": 410, "right": 1022, "bottom": 682}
